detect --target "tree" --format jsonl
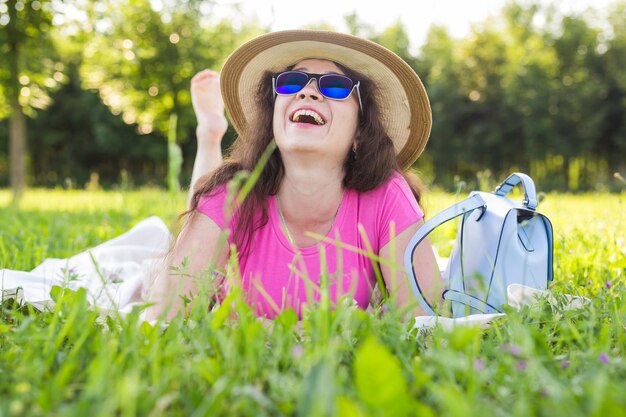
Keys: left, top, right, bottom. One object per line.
{"left": 28, "top": 65, "right": 167, "bottom": 187}
{"left": 344, "top": 11, "right": 375, "bottom": 38}
{"left": 500, "top": 3, "right": 557, "bottom": 176}
{"left": 544, "top": 13, "right": 607, "bottom": 189}
{"left": 425, "top": 19, "right": 521, "bottom": 183}
{"left": 598, "top": 0, "right": 626, "bottom": 181}
{"left": 371, "top": 22, "right": 419, "bottom": 69}
{"left": 79, "top": 0, "right": 262, "bottom": 186}
{"left": 0, "top": 0, "right": 59, "bottom": 200}
{"left": 418, "top": 25, "right": 467, "bottom": 185}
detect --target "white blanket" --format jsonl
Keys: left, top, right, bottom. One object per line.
{"left": 1, "top": 216, "right": 171, "bottom": 313}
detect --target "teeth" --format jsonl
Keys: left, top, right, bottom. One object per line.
{"left": 292, "top": 109, "right": 325, "bottom": 125}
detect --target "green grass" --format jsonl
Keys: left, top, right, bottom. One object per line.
{"left": 1, "top": 188, "right": 625, "bottom": 417}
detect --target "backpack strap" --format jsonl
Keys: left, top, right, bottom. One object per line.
{"left": 494, "top": 172, "right": 538, "bottom": 210}
{"left": 404, "top": 194, "right": 486, "bottom": 316}
{"left": 442, "top": 289, "right": 501, "bottom": 314}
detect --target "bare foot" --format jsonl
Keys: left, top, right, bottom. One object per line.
{"left": 191, "top": 69, "right": 228, "bottom": 147}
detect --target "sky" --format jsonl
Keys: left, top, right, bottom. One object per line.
{"left": 213, "top": 0, "right": 615, "bottom": 51}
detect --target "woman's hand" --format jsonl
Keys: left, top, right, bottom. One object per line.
{"left": 191, "top": 69, "right": 228, "bottom": 148}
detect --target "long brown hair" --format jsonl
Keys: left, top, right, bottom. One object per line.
{"left": 187, "top": 62, "right": 424, "bottom": 253}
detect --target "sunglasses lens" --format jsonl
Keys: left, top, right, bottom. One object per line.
{"left": 275, "top": 72, "right": 308, "bottom": 94}
{"left": 319, "top": 75, "right": 353, "bottom": 99}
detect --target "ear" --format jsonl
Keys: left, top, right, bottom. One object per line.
{"left": 353, "top": 126, "right": 363, "bottom": 149}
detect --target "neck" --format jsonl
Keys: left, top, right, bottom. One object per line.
{"left": 276, "top": 163, "right": 345, "bottom": 246}
{"left": 278, "top": 163, "right": 344, "bottom": 219}
{"left": 281, "top": 152, "right": 345, "bottom": 189}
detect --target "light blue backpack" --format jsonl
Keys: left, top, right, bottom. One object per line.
{"left": 405, "top": 173, "right": 554, "bottom": 317}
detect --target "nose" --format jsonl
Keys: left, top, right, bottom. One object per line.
{"left": 297, "top": 78, "right": 324, "bottom": 103}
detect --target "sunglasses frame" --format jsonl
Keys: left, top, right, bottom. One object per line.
{"left": 272, "top": 70, "right": 363, "bottom": 114}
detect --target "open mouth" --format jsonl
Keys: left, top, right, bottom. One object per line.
{"left": 290, "top": 109, "right": 326, "bottom": 126}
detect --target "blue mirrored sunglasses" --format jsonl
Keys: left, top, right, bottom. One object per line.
{"left": 272, "top": 70, "right": 363, "bottom": 113}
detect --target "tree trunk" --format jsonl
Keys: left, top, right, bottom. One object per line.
{"left": 563, "top": 157, "right": 570, "bottom": 190}
{"left": 7, "top": 0, "right": 26, "bottom": 201}
{"left": 9, "top": 94, "right": 26, "bottom": 200}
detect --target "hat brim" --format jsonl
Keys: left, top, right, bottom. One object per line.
{"left": 220, "top": 30, "right": 432, "bottom": 170}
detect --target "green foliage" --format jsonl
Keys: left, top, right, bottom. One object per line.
{"left": 0, "top": 0, "right": 59, "bottom": 110}
{"left": 597, "top": 1, "right": 626, "bottom": 178}
{"left": 167, "top": 113, "right": 182, "bottom": 193}
{"left": 0, "top": 120, "right": 7, "bottom": 184}
{"left": 26, "top": 68, "right": 167, "bottom": 188}
{"left": 354, "top": 337, "right": 412, "bottom": 416}
{"left": 79, "top": 0, "right": 262, "bottom": 139}
{"left": 0, "top": 0, "right": 259, "bottom": 188}
{"left": 0, "top": 0, "right": 66, "bottom": 197}
{"left": 411, "top": 2, "right": 626, "bottom": 190}
{"left": 371, "top": 22, "right": 419, "bottom": 70}
{"left": 0, "top": 189, "right": 625, "bottom": 416}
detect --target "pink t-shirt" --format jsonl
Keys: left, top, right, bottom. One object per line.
{"left": 198, "top": 171, "right": 423, "bottom": 318}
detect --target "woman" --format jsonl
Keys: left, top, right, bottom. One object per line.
{"left": 146, "top": 30, "right": 441, "bottom": 321}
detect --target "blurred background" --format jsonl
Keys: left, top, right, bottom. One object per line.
{"left": 0, "top": 0, "right": 625, "bottom": 198}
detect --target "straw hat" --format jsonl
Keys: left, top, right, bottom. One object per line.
{"left": 220, "top": 30, "right": 432, "bottom": 170}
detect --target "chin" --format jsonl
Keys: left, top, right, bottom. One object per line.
{"left": 278, "top": 134, "right": 324, "bottom": 151}
{"left": 281, "top": 143, "right": 320, "bottom": 155}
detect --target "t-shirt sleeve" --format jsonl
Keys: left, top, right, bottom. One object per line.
{"left": 375, "top": 172, "right": 424, "bottom": 248}
{"left": 197, "top": 184, "right": 230, "bottom": 229}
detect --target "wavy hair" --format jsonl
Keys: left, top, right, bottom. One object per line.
{"left": 187, "top": 62, "right": 424, "bottom": 253}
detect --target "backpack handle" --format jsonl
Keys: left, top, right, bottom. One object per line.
{"left": 494, "top": 172, "right": 538, "bottom": 210}
{"left": 404, "top": 194, "right": 486, "bottom": 316}
{"left": 442, "top": 289, "right": 501, "bottom": 314}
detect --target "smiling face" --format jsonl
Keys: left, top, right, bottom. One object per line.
{"left": 272, "top": 59, "right": 360, "bottom": 166}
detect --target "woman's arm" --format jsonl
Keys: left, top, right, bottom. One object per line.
{"left": 144, "top": 213, "right": 229, "bottom": 321}
{"left": 379, "top": 219, "right": 443, "bottom": 317}
{"left": 188, "top": 70, "right": 228, "bottom": 205}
